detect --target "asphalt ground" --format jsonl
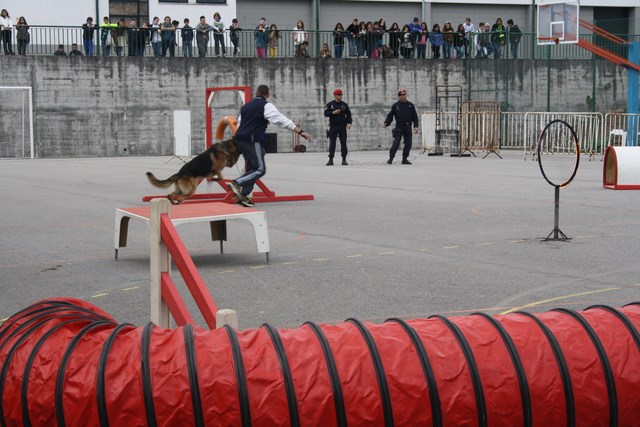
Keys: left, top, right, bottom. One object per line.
{"left": 1, "top": 149, "right": 639, "bottom": 329}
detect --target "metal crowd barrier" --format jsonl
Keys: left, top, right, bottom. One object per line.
{"left": 603, "top": 113, "right": 640, "bottom": 154}
{"left": 422, "top": 110, "right": 609, "bottom": 160}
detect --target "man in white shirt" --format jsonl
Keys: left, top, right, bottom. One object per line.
{"left": 228, "top": 85, "right": 312, "bottom": 207}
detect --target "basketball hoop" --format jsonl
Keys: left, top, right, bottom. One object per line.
{"left": 537, "top": 36, "right": 560, "bottom": 45}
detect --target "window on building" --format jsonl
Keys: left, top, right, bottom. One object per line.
{"left": 109, "top": 0, "right": 150, "bottom": 24}
{"left": 195, "top": 0, "right": 226, "bottom": 3}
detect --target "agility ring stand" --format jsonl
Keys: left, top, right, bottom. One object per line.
{"left": 143, "top": 86, "right": 314, "bottom": 204}
{"left": 537, "top": 119, "right": 580, "bottom": 242}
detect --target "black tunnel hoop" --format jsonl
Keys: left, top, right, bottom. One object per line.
{"left": 262, "top": 323, "right": 300, "bottom": 427}
{"left": 472, "top": 312, "right": 532, "bottom": 427}
{"left": 515, "top": 311, "right": 575, "bottom": 427}
{"left": 224, "top": 325, "right": 252, "bottom": 427}
{"left": 586, "top": 304, "right": 640, "bottom": 352}
{"left": 537, "top": 119, "right": 581, "bottom": 188}
{"left": 385, "top": 318, "right": 443, "bottom": 427}
{"left": 97, "top": 323, "right": 135, "bottom": 427}
{"left": 183, "top": 324, "right": 205, "bottom": 427}
{"left": 346, "top": 318, "right": 394, "bottom": 427}
{"left": 1, "top": 312, "right": 104, "bottom": 427}
{"left": 552, "top": 308, "right": 618, "bottom": 427}
{"left": 430, "top": 314, "right": 487, "bottom": 427}
{"left": 56, "top": 321, "right": 115, "bottom": 427}
{"left": 22, "top": 319, "right": 87, "bottom": 427}
{"left": 304, "top": 321, "right": 347, "bottom": 427}
{"left": 141, "top": 323, "right": 158, "bottom": 427}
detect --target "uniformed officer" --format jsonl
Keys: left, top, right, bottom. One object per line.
{"left": 324, "top": 88, "right": 352, "bottom": 165}
{"left": 383, "top": 87, "right": 420, "bottom": 164}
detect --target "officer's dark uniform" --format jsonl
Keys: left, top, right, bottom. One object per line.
{"left": 384, "top": 97, "right": 419, "bottom": 164}
{"left": 324, "top": 96, "right": 352, "bottom": 165}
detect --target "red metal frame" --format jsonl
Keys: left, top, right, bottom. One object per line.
{"left": 205, "top": 86, "right": 253, "bottom": 148}
{"left": 160, "top": 213, "right": 219, "bottom": 329}
{"left": 144, "top": 85, "right": 314, "bottom": 204}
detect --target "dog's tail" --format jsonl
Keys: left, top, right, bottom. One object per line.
{"left": 146, "top": 172, "right": 179, "bottom": 188}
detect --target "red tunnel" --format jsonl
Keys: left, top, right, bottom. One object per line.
{"left": 1, "top": 298, "right": 640, "bottom": 426}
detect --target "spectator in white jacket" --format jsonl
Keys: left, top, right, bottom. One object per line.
{"left": 0, "top": 9, "right": 15, "bottom": 55}
{"left": 463, "top": 17, "right": 475, "bottom": 58}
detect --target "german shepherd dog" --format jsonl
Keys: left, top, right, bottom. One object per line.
{"left": 146, "top": 137, "right": 240, "bottom": 204}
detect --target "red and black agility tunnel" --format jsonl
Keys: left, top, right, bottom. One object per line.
{"left": 1, "top": 298, "right": 640, "bottom": 427}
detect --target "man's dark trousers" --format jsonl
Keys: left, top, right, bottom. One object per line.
{"left": 328, "top": 125, "right": 348, "bottom": 160}
{"left": 389, "top": 124, "right": 412, "bottom": 160}
{"left": 235, "top": 139, "right": 266, "bottom": 197}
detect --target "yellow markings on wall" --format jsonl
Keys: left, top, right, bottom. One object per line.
{"left": 499, "top": 287, "right": 622, "bottom": 315}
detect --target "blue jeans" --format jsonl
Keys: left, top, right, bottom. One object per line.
{"left": 356, "top": 39, "right": 364, "bottom": 57}
{"left": 443, "top": 43, "right": 451, "bottom": 58}
{"left": 183, "top": 42, "right": 192, "bottom": 57}
{"left": 348, "top": 35, "right": 357, "bottom": 56}
{"left": 493, "top": 43, "right": 502, "bottom": 59}
{"left": 416, "top": 44, "right": 426, "bottom": 58}
{"left": 152, "top": 41, "right": 162, "bottom": 57}
{"left": 83, "top": 40, "right": 94, "bottom": 56}
{"left": 334, "top": 44, "right": 343, "bottom": 58}
{"left": 510, "top": 43, "right": 519, "bottom": 59}
{"left": 454, "top": 45, "right": 464, "bottom": 58}
{"left": 102, "top": 44, "right": 111, "bottom": 57}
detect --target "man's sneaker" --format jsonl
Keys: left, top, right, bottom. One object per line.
{"left": 342, "top": 159, "right": 348, "bottom": 165}
{"left": 402, "top": 159, "right": 412, "bottom": 165}
{"left": 238, "top": 197, "right": 255, "bottom": 208}
{"left": 386, "top": 158, "right": 393, "bottom": 164}
{"left": 227, "top": 181, "right": 243, "bottom": 200}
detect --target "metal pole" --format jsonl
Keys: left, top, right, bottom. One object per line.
{"left": 21, "top": 92, "right": 25, "bottom": 159}
{"left": 531, "top": 0, "right": 537, "bottom": 60}
{"left": 547, "top": 45, "right": 551, "bottom": 112}
{"left": 553, "top": 185, "right": 560, "bottom": 239}
{"left": 315, "top": 0, "right": 320, "bottom": 54}
{"left": 591, "top": 52, "right": 597, "bottom": 112}
{"left": 628, "top": 42, "right": 639, "bottom": 146}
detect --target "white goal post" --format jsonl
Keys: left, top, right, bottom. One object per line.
{"left": 0, "top": 86, "right": 34, "bottom": 159}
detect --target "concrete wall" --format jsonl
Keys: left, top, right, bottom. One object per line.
{"left": 0, "top": 56, "right": 629, "bottom": 158}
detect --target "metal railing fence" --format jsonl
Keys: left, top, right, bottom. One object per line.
{"left": 3, "top": 26, "right": 638, "bottom": 59}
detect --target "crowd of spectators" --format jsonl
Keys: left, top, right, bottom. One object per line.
{"left": 335, "top": 16, "right": 522, "bottom": 59}
{"left": 0, "top": 10, "right": 523, "bottom": 60}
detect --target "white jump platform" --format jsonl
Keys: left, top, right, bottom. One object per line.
{"left": 114, "top": 202, "right": 270, "bottom": 263}
{"left": 603, "top": 146, "right": 640, "bottom": 190}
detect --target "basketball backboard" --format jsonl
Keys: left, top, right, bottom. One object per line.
{"left": 537, "top": 0, "right": 580, "bottom": 45}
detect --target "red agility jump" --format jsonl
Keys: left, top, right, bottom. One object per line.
{"left": 2, "top": 299, "right": 640, "bottom": 426}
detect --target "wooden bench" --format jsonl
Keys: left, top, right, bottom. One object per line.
{"left": 115, "top": 202, "right": 270, "bottom": 263}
